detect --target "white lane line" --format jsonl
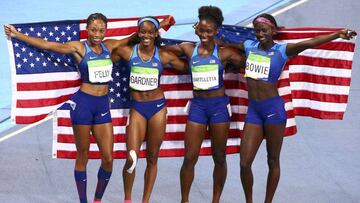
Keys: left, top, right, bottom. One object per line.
{"left": 0, "top": 115, "right": 53, "bottom": 143}
{"left": 246, "top": 0, "right": 309, "bottom": 27}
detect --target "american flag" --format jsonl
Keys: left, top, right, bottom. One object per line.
{"left": 6, "top": 18, "right": 356, "bottom": 159}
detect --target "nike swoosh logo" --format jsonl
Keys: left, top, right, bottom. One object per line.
{"left": 193, "top": 61, "right": 200, "bottom": 64}
{"left": 101, "top": 112, "right": 109, "bottom": 116}
{"left": 89, "top": 56, "right": 97, "bottom": 60}
{"left": 157, "top": 103, "right": 164, "bottom": 108}
{"left": 133, "top": 62, "right": 141, "bottom": 65}
{"left": 267, "top": 113, "right": 276, "bottom": 118}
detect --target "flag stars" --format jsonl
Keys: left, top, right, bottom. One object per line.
{"left": 54, "top": 62, "right": 58, "bottom": 66}
{"left": 42, "top": 62, "right": 47, "bottom": 66}
{"left": 110, "top": 98, "right": 115, "bottom": 103}
{"left": 61, "top": 31, "right": 65, "bottom": 36}
{"left": 64, "top": 63, "right": 68, "bottom": 66}
{"left": 116, "top": 93, "right": 121, "bottom": 97}
{"left": 30, "top": 63, "right": 35, "bottom": 68}
{"left": 55, "top": 37, "right": 60, "bottom": 41}
{"left": 25, "top": 32, "right": 29, "bottom": 36}
{"left": 54, "top": 26, "right": 59, "bottom": 31}
{"left": 47, "top": 57, "right": 51, "bottom": 61}
{"left": 36, "top": 57, "right": 40, "bottom": 61}
{"left": 42, "top": 27, "right": 47, "bottom": 31}
{"left": 110, "top": 87, "right": 114, "bottom": 92}
{"left": 44, "top": 37, "right": 48, "bottom": 41}
{"left": 16, "top": 63, "right": 22, "bottom": 68}
{"left": 123, "top": 87, "right": 127, "bottom": 92}
{"left": 122, "top": 77, "right": 127, "bottom": 82}
{"left": 21, "top": 47, "right": 26, "bottom": 52}
{"left": 66, "top": 25, "right": 71, "bottom": 30}
{"left": 22, "top": 58, "right": 28, "bottom": 63}
{"left": 16, "top": 53, "right": 21, "bottom": 58}
{"left": 116, "top": 82, "right": 120, "bottom": 87}
{"left": 115, "top": 72, "right": 120, "bottom": 76}
{"left": 73, "top": 31, "right": 77, "bottom": 35}
{"left": 14, "top": 43, "right": 19, "bottom": 47}
{"left": 17, "top": 28, "right": 22, "bottom": 32}
{"left": 67, "top": 36, "right": 71, "bottom": 41}
{"left": 49, "top": 32, "right": 54, "bottom": 36}
{"left": 29, "top": 52, "right": 33, "bottom": 57}
{"left": 37, "top": 32, "right": 41, "bottom": 37}
{"left": 56, "top": 58, "right": 61, "bottom": 62}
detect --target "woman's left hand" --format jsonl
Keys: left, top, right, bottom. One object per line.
{"left": 339, "top": 29, "right": 357, "bottom": 40}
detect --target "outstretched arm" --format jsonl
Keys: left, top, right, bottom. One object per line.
{"left": 4, "top": 24, "right": 82, "bottom": 55}
{"left": 286, "top": 29, "right": 357, "bottom": 57}
{"left": 105, "top": 15, "right": 175, "bottom": 51}
{"left": 162, "top": 42, "right": 195, "bottom": 58}
{"left": 160, "top": 48, "right": 188, "bottom": 72}
{"left": 220, "top": 47, "right": 246, "bottom": 72}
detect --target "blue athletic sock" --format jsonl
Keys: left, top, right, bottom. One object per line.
{"left": 74, "top": 170, "right": 87, "bottom": 203}
{"left": 94, "top": 167, "right": 112, "bottom": 200}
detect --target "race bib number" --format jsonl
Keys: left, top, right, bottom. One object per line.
{"left": 245, "top": 52, "right": 270, "bottom": 80}
{"left": 129, "top": 66, "right": 159, "bottom": 91}
{"left": 88, "top": 59, "right": 113, "bottom": 83}
{"left": 192, "top": 64, "right": 219, "bottom": 90}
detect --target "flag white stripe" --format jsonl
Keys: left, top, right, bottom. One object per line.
{"left": 16, "top": 72, "right": 80, "bottom": 83}
{"left": 289, "top": 65, "right": 352, "bottom": 77}
{"left": 290, "top": 82, "right": 350, "bottom": 94}
{"left": 16, "top": 87, "right": 79, "bottom": 100}
{"left": 292, "top": 99, "right": 347, "bottom": 112}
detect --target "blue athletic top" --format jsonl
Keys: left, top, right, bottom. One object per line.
{"left": 243, "top": 40, "right": 288, "bottom": 84}
{"left": 78, "top": 41, "right": 113, "bottom": 85}
{"left": 190, "top": 43, "right": 224, "bottom": 91}
{"left": 128, "top": 44, "right": 163, "bottom": 91}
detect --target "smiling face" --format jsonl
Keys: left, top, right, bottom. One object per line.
{"left": 195, "top": 19, "right": 218, "bottom": 45}
{"left": 138, "top": 21, "right": 158, "bottom": 47}
{"left": 253, "top": 22, "right": 276, "bottom": 45}
{"left": 86, "top": 19, "right": 107, "bottom": 45}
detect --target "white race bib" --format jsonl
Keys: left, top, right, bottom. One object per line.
{"left": 245, "top": 52, "right": 271, "bottom": 80}
{"left": 192, "top": 64, "right": 219, "bottom": 90}
{"left": 87, "top": 59, "right": 113, "bottom": 83}
{"left": 129, "top": 66, "right": 159, "bottom": 91}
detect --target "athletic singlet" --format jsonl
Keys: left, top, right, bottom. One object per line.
{"left": 128, "top": 44, "right": 163, "bottom": 91}
{"left": 244, "top": 40, "right": 288, "bottom": 84}
{"left": 190, "top": 43, "right": 224, "bottom": 91}
{"left": 78, "top": 41, "right": 113, "bottom": 84}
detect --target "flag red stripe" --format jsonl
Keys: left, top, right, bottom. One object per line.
{"left": 290, "top": 73, "right": 351, "bottom": 86}
{"left": 293, "top": 108, "right": 344, "bottom": 119}
{"left": 17, "top": 80, "right": 81, "bottom": 91}
{"left": 291, "top": 90, "right": 349, "bottom": 103}
{"left": 15, "top": 115, "right": 48, "bottom": 124}
{"left": 288, "top": 56, "right": 353, "bottom": 69}
{"left": 16, "top": 94, "right": 72, "bottom": 108}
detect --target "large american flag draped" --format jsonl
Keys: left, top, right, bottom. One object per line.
{"left": 6, "top": 18, "right": 356, "bottom": 159}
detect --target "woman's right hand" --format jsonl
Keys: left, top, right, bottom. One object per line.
{"left": 4, "top": 24, "right": 18, "bottom": 38}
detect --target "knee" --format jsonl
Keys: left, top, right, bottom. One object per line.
{"left": 146, "top": 151, "right": 159, "bottom": 166}
{"left": 240, "top": 158, "right": 252, "bottom": 171}
{"left": 76, "top": 149, "right": 89, "bottom": 165}
{"left": 183, "top": 153, "right": 198, "bottom": 168}
{"left": 212, "top": 150, "right": 226, "bottom": 167}
{"left": 102, "top": 154, "right": 113, "bottom": 169}
{"left": 125, "top": 150, "right": 137, "bottom": 174}
{"left": 267, "top": 156, "right": 280, "bottom": 169}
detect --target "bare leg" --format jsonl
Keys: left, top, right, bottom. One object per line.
{"left": 92, "top": 123, "right": 114, "bottom": 201}
{"left": 263, "top": 123, "right": 285, "bottom": 203}
{"left": 209, "top": 122, "right": 230, "bottom": 203}
{"left": 123, "top": 110, "right": 147, "bottom": 201}
{"left": 73, "top": 125, "right": 91, "bottom": 203}
{"left": 142, "top": 107, "right": 167, "bottom": 202}
{"left": 180, "top": 121, "right": 207, "bottom": 203}
{"left": 239, "top": 123, "right": 264, "bottom": 203}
